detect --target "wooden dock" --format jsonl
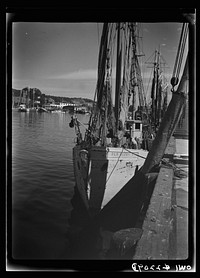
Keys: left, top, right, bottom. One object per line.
{"left": 133, "top": 136, "right": 189, "bottom": 259}
{"left": 133, "top": 166, "right": 174, "bottom": 259}
{"left": 68, "top": 136, "right": 189, "bottom": 260}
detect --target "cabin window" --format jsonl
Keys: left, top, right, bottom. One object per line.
{"left": 135, "top": 123, "right": 140, "bottom": 130}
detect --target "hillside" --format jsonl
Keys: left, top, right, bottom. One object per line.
{"left": 12, "top": 88, "right": 43, "bottom": 97}
{"left": 12, "top": 88, "right": 94, "bottom": 105}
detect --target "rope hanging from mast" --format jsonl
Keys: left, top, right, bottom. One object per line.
{"left": 171, "top": 23, "right": 188, "bottom": 92}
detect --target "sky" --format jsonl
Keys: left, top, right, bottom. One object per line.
{"left": 12, "top": 22, "right": 186, "bottom": 100}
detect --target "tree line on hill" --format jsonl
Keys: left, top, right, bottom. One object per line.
{"left": 12, "top": 88, "right": 94, "bottom": 107}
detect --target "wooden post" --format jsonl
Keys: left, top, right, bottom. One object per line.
{"left": 109, "top": 228, "right": 143, "bottom": 258}
{"left": 141, "top": 55, "right": 188, "bottom": 175}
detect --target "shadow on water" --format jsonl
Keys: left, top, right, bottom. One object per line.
{"left": 12, "top": 178, "right": 75, "bottom": 259}
{"left": 68, "top": 170, "right": 158, "bottom": 259}
{"left": 12, "top": 198, "right": 73, "bottom": 259}
{"left": 11, "top": 111, "right": 96, "bottom": 261}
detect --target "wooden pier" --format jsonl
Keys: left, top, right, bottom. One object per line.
{"left": 133, "top": 136, "right": 189, "bottom": 259}
{"left": 68, "top": 136, "right": 189, "bottom": 260}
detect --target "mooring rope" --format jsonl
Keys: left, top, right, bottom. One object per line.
{"left": 161, "top": 158, "right": 188, "bottom": 179}
{"left": 123, "top": 147, "right": 188, "bottom": 178}
{"left": 122, "top": 146, "right": 147, "bottom": 159}
{"left": 105, "top": 148, "right": 124, "bottom": 185}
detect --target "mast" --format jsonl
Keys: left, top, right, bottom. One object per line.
{"left": 18, "top": 89, "right": 22, "bottom": 106}
{"left": 148, "top": 48, "right": 166, "bottom": 129}
{"left": 128, "top": 23, "right": 146, "bottom": 121}
{"left": 33, "top": 88, "right": 35, "bottom": 108}
{"left": 150, "top": 50, "right": 157, "bottom": 127}
{"left": 141, "top": 54, "right": 188, "bottom": 174}
{"left": 26, "top": 87, "right": 29, "bottom": 107}
{"left": 130, "top": 23, "right": 137, "bottom": 120}
{"left": 96, "top": 23, "right": 109, "bottom": 109}
{"left": 154, "top": 49, "right": 160, "bottom": 128}
{"left": 155, "top": 49, "right": 160, "bottom": 127}
{"left": 156, "top": 46, "right": 162, "bottom": 126}
{"left": 12, "top": 91, "right": 14, "bottom": 108}
{"left": 157, "top": 75, "right": 162, "bottom": 125}
{"left": 162, "top": 86, "right": 168, "bottom": 116}
{"left": 114, "top": 23, "right": 122, "bottom": 130}
{"left": 88, "top": 23, "right": 116, "bottom": 145}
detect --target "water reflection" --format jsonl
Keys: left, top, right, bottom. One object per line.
{"left": 12, "top": 111, "right": 90, "bottom": 259}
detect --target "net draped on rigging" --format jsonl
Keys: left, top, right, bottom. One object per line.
{"left": 88, "top": 23, "right": 147, "bottom": 146}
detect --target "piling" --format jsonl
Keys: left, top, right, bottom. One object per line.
{"left": 108, "top": 228, "right": 143, "bottom": 259}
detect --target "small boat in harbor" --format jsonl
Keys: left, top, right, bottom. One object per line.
{"left": 18, "top": 104, "right": 29, "bottom": 112}
{"left": 37, "top": 107, "right": 48, "bottom": 113}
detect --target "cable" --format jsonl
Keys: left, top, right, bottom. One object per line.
{"left": 176, "top": 24, "right": 188, "bottom": 79}
{"left": 171, "top": 23, "right": 188, "bottom": 89}
{"left": 161, "top": 158, "right": 188, "bottom": 174}
{"left": 122, "top": 146, "right": 147, "bottom": 159}
{"left": 105, "top": 148, "right": 124, "bottom": 184}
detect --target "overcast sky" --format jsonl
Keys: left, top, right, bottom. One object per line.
{"left": 12, "top": 22, "right": 185, "bottom": 100}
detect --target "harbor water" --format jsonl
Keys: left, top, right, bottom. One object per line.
{"left": 12, "top": 110, "right": 89, "bottom": 259}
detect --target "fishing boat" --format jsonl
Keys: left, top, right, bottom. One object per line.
{"left": 18, "top": 87, "right": 37, "bottom": 112}
{"left": 18, "top": 104, "right": 29, "bottom": 112}
{"left": 145, "top": 48, "right": 169, "bottom": 134}
{"left": 37, "top": 107, "right": 48, "bottom": 112}
{"left": 70, "top": 23, "right": 153, "bottom": 217}
{"left": 67, "top": 21, "right": 190, "bottom": 261}
{"left": 140, "top": 48, "right": 170, "bottom": 151}
{"left": 70, "top": 21, "right": 189, "bottom": 219}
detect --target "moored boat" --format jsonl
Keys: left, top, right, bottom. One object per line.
{"left": 37, "top": 107, "right": 48, "bottom": 112}
{"left": 70, "top": 21, "right": 189, "bottom": 221}
{"left": 18, "top": 104, "right": 29, "bottom": 112}
{"left": 70, "top": 23, "right": 151, "bottom": 217}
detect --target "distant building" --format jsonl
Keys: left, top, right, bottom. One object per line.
{"left": 12, "top": 89, "right": 28, "bottom": 106}
{"left": 46, "top": 97, "right": 55, "bottom": 104}
{"left": 12, "top": 88, "right": 94, "bottom": 110}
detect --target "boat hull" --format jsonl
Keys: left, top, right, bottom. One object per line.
{"left": 73, "top": 145, "right": 148, "bottom": 216}
{"left": 18, "top": 108, "right": 29, "bottom": 112}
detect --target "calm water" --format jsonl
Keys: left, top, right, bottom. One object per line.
{"left": 12, "top": 110, "right": 89, "bottom": 259}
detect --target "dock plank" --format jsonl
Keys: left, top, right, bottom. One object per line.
{"left": 133, "top": 167, "right": 174, "bottom": 259}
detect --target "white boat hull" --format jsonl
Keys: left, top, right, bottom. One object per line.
{"left": 73, "top": 145, "right": 148, "bottom": 215}
{"left": 18, "top": 108, "right": 29, "bottom": 112}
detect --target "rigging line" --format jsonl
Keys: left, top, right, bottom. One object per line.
{"left": 76, "top": 118, "right": 89, "bottom": 130}
{"left": 144, "top": 51, "right": 155, "bottom": 64}
{"left": 176, "top": 25, "right": 188, "bottom": 79}
{"left": 145, "top": 65, "right": 154, "bottom": 101}
{"left": 97, "top": 22, "right": 100, "bottom": 48}
{"left": 89, "top": 24, "right": 110, "bottom": 126}
{"left": 122, "top": 147, "right": 147, "bottom": 159}
{"left": 123, "top": 27, "right": 130, "bottom": 81}
{"left": 172, "top": 23, "right": 188, "bottom": 79}
{"left": 122, "top": 24, "right": 130, "bottom": 85}
{"left": 110, "top": 25, "right": 118, "bottom": 97}
{"left": 105, "top": 148, "right": 124, "bottom": 184}
{"left": 107, "top": 25, "right": 115, "bottom": 100}
{"left": 108, "top": 23, "right": 115, "bottom": 49}
{"left": 136, "top": 58, "right": 146, "bottom": 104}
{"left": 161, "top": 158, "right": 188, "bottom": 174}
{"left": 173, "top": 24, "right": 186, "bottom": 77}
{"left": 106, "top": 24, "right": 115, "bottom": 84}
